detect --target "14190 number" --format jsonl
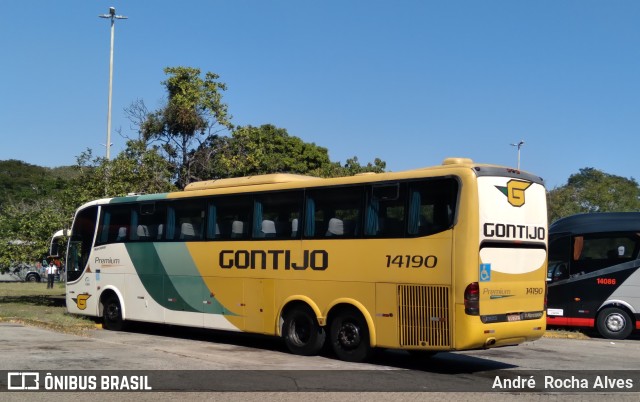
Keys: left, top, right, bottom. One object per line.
{"left": 385, "top": 255, "right": 437, "bottom": 268}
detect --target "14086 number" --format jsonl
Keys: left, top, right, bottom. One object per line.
{"left": 385, "top": 255, "right": 437, "bottom": 268}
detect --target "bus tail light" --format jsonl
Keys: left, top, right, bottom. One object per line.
{"left": 465, "top": 282, "right": 480, "bottom": 315}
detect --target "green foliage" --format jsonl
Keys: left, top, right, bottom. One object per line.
{"left": 312, "top": 156, "right": 387, "bottom": 178}
{"left": 68, "top": 141, "right": 177, "bottom": 204}
{"left": 192, "top": 124, "right": 387, "bottom": 179}
{"left": 0, "top": 160, "right": 76, "bottom": 208}
{"left": 0, "top": 198, "right": 69, "bottom": 271}
{"left": 0, "top": 141, "right": 178, "bottom": 271}
{"left": 548, "top": 168, "right": 640, "bottom": 224}
{"left": 140, "top": 67, "right": 233, "bottom": 188}
{"left": 0, "top": 161, "right": 77, "bottom": 271}
{"left": 193, "top": 124, "right": 332, "bottom": 179}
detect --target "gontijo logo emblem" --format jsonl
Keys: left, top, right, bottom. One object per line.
{"left": 72, "top": 294, "right": 91, "bottom": 310}
{"left": 495, "top": 179, "right": 532, "bottom": 207}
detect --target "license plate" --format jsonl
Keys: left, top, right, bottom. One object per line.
{"left": 507, "top": 314, "right": 521, "bottom": 322}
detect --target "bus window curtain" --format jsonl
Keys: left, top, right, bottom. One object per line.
{"left": 100, "top": 210, "right": 111, "bottom": 244}
{"left": 573, "top": 236, "right": 584, "bottom": 260}
{"left": 130, "top": 210, "right": 139, "bottom": 240}
{"left": 408, "top": 190, "right": 421, "bottom": 235}
{"left": 304, "top": 197, "right": 315, "bottom": 237}
{"left": 166, "top": 207, "right": 176, "bottom": 240}
{"left": 207, "top": 203, "right": 217, "bottom": 239}
{"left": 253, "top": 201, "right": 263, "bottom": 237}
{"left": 365, "top": 197, "right": 379, "bottom": 236}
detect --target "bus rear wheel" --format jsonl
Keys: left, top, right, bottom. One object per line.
{"left": 282, "top": 305, "right": 326, "bottom": 356}
{"left": 103, "top": 295, "right": 124, "bottom": 331}
{"left": 330, "top": 307, "right": 372, "bottom": 362}
{"left": 597, "top": 307, "right": 633, "bottom": 340}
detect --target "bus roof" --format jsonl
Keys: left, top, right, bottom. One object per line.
{"left": 183, "top": 157, "right": 543, "bottom": 192}
{"left": 74, "top": 157, "right": 545, "bottom": 209}
{"left": 550, "top": 212, "right": 640, "bottom": 235}
{"left": 184, "top": 173, "right": 322, "bottom": 191}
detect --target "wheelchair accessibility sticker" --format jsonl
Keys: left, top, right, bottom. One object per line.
{"left": 480, "top": 264, "right": 491, "bottom": 282}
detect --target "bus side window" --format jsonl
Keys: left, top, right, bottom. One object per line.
{"left": 573, "top": 233, "right": 640, "bottom": 274}
{"left": 252, "top": 191, "right": 302, "bottom": 240}
{"left": 136, "top": 203, "right": 164, "bottom": 241}
{"left": 214, "top": 196, "right": 252, "bottom": 240}
{"left": 97, "top": 206, "right": 130, "bottom": 244}
{"left": 407, "top": 178, "right": 458, "bottom": 237}
{"left": 165, "top": 200, "right": 205, "bottom": 241}
{"left": 305, "top": 186, "right": 363, "bottom": 239}
{"left": 365, "top": 183, "right": 405, "bottom": 238}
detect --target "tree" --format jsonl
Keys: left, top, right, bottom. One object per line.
{"left": 192, "top": 124, "right": 331, "bottom": 179}
{"left": 191, "top": 124, "right": 387, "bottom": 179}
{"left": 0, "top": 198, "right": 69, "bottom": 272}
{"left": 312, "top": 156, "right": 386, "bottom": 178}
{"left": 68, "top": 141, "right": 177, "bottom": 206}
{"left": 0, "top": 140, "right": 177, "bottom": 271}
{"left": 0, "top": 160, "right": 79, "bottom": 271}
{"left": 139, "top": 67, "right": 233, "bottom": 188}
{"left": 548, "top": 168, "right": 640, "bottom": 224}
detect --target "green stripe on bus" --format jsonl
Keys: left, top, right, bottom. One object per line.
{"left": 125, "top": 243, "right": 197, "bottom": 312}
{"left": 154, "top": 243, "right": 214, "bottom": 313}
{"left": 109, "top": 196, "right": 140, "bottom": 204}
{"left": 109, "top": 193, "right": 169, "bottom": 204}
{"left": 125, "top": 242, "right": 236, "bottom": 316}
{"left": 137, "top": 193, "right": 170, "bottom": 201}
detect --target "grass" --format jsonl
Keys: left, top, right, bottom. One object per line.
{"left": 0, "top": 282, "right": 97, "bottom": 334}
{"left": 543, "top": 328, "right": 591, "bottom": 340}
{"left": 0, "top": 282, "right": 591, "bottom": 340}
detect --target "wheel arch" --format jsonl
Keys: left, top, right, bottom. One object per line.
{"left": 326, "top": 299, "right": 377, "bottom": 347}
{"left": 98, "top": 286, "right": 126, "bottom": 320}
{"left": 598, "top": 300, "right": 637, "bottom": 324}
{"left": 277, "top": 296, "right": 323, "bottom": 337}
{"left": 596, "top": 302, "right": 636, "bottom": 339}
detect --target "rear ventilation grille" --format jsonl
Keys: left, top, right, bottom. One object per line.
{"left": 398, "top": 285, "right": 451, "bottom": 347}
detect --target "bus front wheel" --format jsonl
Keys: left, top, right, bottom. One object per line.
{"left": 282, "top": 305, "right": 326, "bottom": 356}
{"left": 103, "top": 295, "right": 124, "bottom": 331}
{"left": 330, "top": 308, "right": 372, "bottom": 362}
{"left": 597, "top": 307, "right": 633, "bottom": 340}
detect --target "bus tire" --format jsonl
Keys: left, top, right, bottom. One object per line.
{"left": 329, "top": 307, "right": 372, "bottom": 362}
{"left": 282, "top": 305, "right": 326, "bottom": 356}
{"left": 596, "top": 307, "right": 633, "bottom": 340}
{"left": 103, "top": 295, "right": 124, "bottom": 331}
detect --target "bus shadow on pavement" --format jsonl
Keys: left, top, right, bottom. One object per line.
{"left": 369, "top": 349, "right": 517, "bottom": 373}
{"left": 116, "top": 321, "right": 516, "bottom": 374}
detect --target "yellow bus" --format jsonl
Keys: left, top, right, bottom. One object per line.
{"left": 65, "top": 157, "right": 548, "bottom": 362}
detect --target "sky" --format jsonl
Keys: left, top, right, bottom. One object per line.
{"left": 1, "top": 1, "right": 639, "bottom": 189}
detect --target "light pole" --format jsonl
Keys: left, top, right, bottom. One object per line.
{"left": 510, "top": 140, "right": 525, "bottom": 170}
{"left": 99, "top": 7, "right": 127, "bottom": 160}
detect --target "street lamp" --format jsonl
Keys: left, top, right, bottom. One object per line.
{"left": 510, "top": 140, "right": 525, "bottom": 170}
{"left": 99, "top": 7, "right": 128, "bottom": 160}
